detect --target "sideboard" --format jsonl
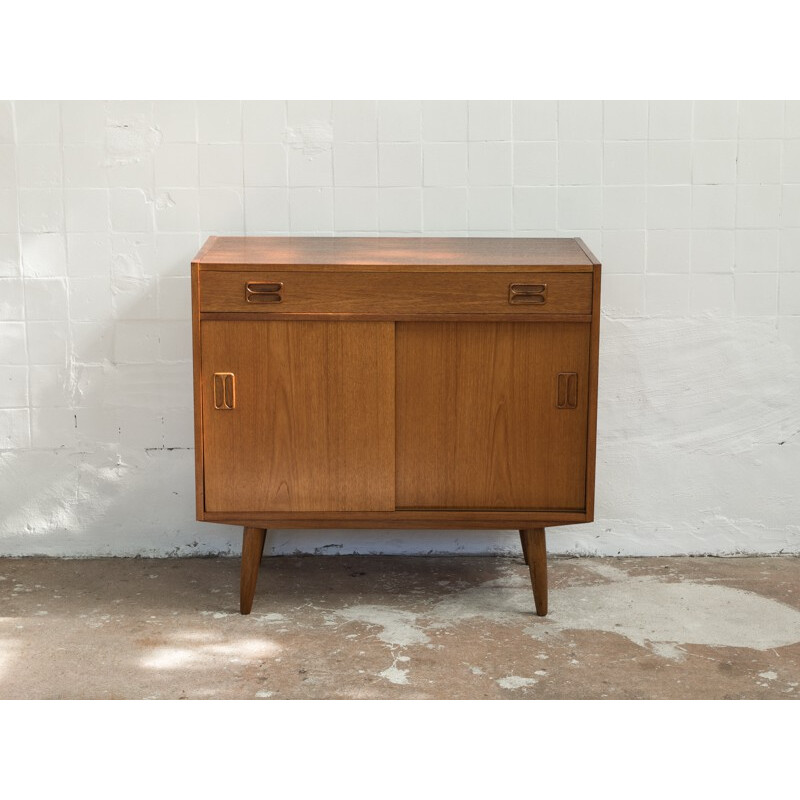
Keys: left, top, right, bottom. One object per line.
{"left": 191, "top": 236, "right": 601, "bottom": 615}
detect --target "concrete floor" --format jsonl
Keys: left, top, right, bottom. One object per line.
{"left": 1, "top": 554, "right": 799, "bottom": 699}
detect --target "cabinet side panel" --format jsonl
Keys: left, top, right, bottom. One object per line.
{"left": 584, "top": 264, "right": 601, "bottom": 520}
{"left": 191, "top": 263, "right": 206, "bottom": 519}
{"left": 396, "top": 321, "right": 590, "bottom": 511}
{"left": 201, "top": 320, "right": 395, "bottom": 512}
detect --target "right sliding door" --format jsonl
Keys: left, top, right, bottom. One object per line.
{"left": 395, "top": 321, "right": 590, "bottom": 511}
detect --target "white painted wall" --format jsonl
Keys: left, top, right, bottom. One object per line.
{"left": 1, "top": 100, "right": 799, "bottom": 557}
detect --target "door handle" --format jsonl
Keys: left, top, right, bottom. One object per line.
{"left": 213, "top": 372, "right": 235, "bottom": 410}
{"left": 556, "top": 372, "right": 578, "bottom": 409}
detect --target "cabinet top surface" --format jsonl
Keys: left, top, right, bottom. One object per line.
{"left": 193, "top": 236, "right": 599, "bottom": 268}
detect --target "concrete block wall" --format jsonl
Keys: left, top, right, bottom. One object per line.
{"left": 1, "top": 100, "right": 799, "bottom": 556}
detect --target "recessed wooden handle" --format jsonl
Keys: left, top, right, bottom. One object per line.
{"left": 246, "top": 282, "right": 283, "bottom": 303}
{"left": 213, "top": 372, "right": 235, "bottom": 410}
{"left": 556, "top": 372, "right": 578, "bottom": 409}
{"left": 508, "top": 283, "right": 547, "bottom": 305}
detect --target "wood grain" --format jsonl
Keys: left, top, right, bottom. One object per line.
{"left": 584, "top": 264, "right": 602, "bottom": 522}
{"left": 200, "top": 510, "right": 587, "bottom": 528}
{"left": 200, "top": 312, "right": 594, "bottom": 324}
{"left": 521, "top": 528, "right": 548, "bottom": 615}
{"left": 197, "top": 264, "right": 594, "bottom": 274}
{"left": 198, "top": 270, "right": 593, "bottom": 315}
{"left": 396, "top": 321, "right": 590, "bottom": 510}
{"left": 191, "top": 262, "right": 205, "bottom": 519}
{"left": 201, "top": 320, "right": 395, "bottom": 512}
{"left": 192, "top": 236, "right": 595, "bottom": 267}
{"left": 575, "top": 237, "right": 601, "bottom": 266}
{"left": 240, "top": 527, "right": 266, "bottom": 614}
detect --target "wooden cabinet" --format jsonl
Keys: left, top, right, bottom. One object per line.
{"left": 191, "top": 236, "right": 601, "bottom": 616}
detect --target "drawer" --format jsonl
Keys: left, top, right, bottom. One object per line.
{"left": 199, "top": 270, "right": 593, "bottom": 315}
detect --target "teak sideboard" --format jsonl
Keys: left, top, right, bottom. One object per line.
{"left": 191, "top": 236, "right": 601, "bottom": 616}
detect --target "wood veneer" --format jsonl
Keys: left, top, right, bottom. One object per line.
{"left": 198, "top": 270, "right": 593, "bottom": 315}
{"left": 191, "top": 236, "right": 601, "bottom": 616}
{"left": 396, "top": 321, "right": 589, "bottom": 510}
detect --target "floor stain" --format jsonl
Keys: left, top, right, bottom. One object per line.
{"left": 1, "top": 555, "right": 799, "bottom": 699}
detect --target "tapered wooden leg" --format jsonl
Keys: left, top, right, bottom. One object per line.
{"left": 519, "top": 530, "right": 529, "bottom": 564}
{"left": 240, "top": 527, "right": 267, "bottom": 615}
{"left": 520, "top": 528, "right": 548, "bottom": 616}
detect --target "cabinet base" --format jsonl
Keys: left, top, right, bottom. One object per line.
{"left": 238, "top": 526, "right": 549, "bottom": 617}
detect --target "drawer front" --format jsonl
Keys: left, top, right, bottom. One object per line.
{"left": 199, "top": 270, "right": 593, "bottom": 315}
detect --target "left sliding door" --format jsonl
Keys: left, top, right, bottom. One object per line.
{"left": 201, "top": 320, "right": 395, "bottom": 513}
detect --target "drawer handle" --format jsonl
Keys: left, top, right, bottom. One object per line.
{"left": 556, "top": 372, "right": 578, "bottom": 409}
{"left": 246, "top": 282, "right": 283, "bottom": 303}
{"left": 213, "top": 372, "right": 235, "bottom": 410}
{"left": 509, "top": 283, "right": 547, "bottom": 305}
